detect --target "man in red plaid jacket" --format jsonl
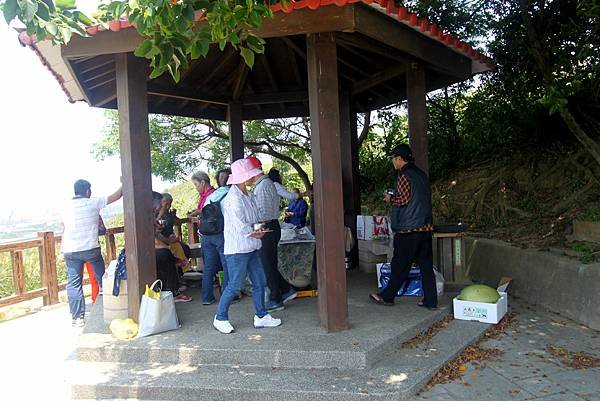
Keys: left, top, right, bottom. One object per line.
{"left": 370, "top": 144, "right": 437, "bottom": 310}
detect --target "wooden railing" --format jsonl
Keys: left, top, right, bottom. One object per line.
{"left": 0, "top": 217, "right": 198, "bottom": 309}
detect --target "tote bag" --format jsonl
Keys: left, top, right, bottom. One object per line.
{"left": 137, "top": 280, "right": 180, "bottom": 337}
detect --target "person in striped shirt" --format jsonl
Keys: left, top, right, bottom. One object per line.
{"left": 61, "top": 179, "right": 122, "bottom": 327}
{"left": 213, "top": 158, "right": 282, "bottom": 334}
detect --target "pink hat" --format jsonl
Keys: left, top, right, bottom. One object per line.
{"left": 227, "top": 158, "right": 263, "bottom": 185}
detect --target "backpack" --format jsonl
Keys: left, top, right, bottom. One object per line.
{"left": 198, "top": 192, "right": 228, "bottom": 235}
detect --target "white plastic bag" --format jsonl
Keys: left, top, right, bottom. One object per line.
{"left": 434, "top": 268, "right": 445, "bottom": 296}
{"left": 137, "top": 280, "right": 180, "bottom": 337}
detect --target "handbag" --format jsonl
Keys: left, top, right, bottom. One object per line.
{"left": 137, "top": 279, "right": 180, "bottom": 337}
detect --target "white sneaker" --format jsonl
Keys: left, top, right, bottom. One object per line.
{"left": 213, "top": 316, "right": 234, "bottom": 334}
{"left": 254, "top": 313, "right": 282, "bottom": 328}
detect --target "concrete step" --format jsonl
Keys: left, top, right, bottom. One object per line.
{"left": 77, "top": 289, "right": 458, "bottom": 370}
{"left": 70, "top": 317, "right": 491, "bottom": 401}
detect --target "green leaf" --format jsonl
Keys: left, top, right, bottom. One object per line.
{"left": 134, "top": 39, "right": 153, "bottom": 57}
{"left": 76, "top": 12, "right": 94, "bottom": 26}
{"left": 17, "top": 0, "right": 38, "bottom": 23}
{"left": 59, "top": 25, "right": 72, "bottom": 43}
{"left": 147, "top": 44, "right": 161, "bottom": 58}
{"left": 55, "top": 0, "right": 76, "bottom": 11}
{"left": 248, "top": 11, "right": 262, "bottom": 28}
{"left": 45, "top": 20, "right": 58, "bottom": 36}
{"left": 40, "top": 0, "right": 55, "bottom": 13}
{"left": 36, "top": 1, "right": 50, "bottom": 21}
{"left": 149, "top": 65, "right": 166, "bottom": 79}
{"left": 183, "top": 5, "right": 195, "bottom": 22}
{"left": 218, "top": 39, "right": 226, "bottom": 51}
{"left": 159, "top": 43, "right": 174, "bottom": 68}
{"left": 2, "top": 0, "right": 18, "bottom": 24}
{"left": 246, "top": 35, "right": 264, "bottom": 54}
{"left": 191, "top": 37, "right": 210, "bottom": 59}
{"left": 239, "top": 46, "right": 254, "bottom": 68}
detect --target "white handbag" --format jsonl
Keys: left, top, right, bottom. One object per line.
{"left": 137, "top": 280, "right": 180, "bottom": 337}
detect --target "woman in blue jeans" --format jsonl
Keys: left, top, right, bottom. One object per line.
{"left": 213, "top": 158, "right": 282, "bottom": 334}
{"left": 200, "top": 170, "right": 230, "bottom": 305}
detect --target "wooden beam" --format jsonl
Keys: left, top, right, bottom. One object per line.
{"left": 192, "top": 46, "right": 236, "bottom": 89}
{"left": 335, "top": 32, "right": 411, "bottom": 64}
{"left": 147, "top": 84, "right": 229, "bottom": 106}
{"left": 254, "top": 5, "right": 355, "bottom": 39}
{"left": 243, "top": 104, "right": 308, "bottom": 120}
{"left": 283, "top": 36, "right": 359, "bottom": 85}
{"left": 62, "top": 28, "right": 143, "bottom": 58}
{"left": 259, "top": 53, "right": 285, "bottom": 111}
{"left": 228, "top": 101, "right": 244, "bottom": 161}
{"left": 351, "top": 63, "right": 407, "bottom": 95}
{"left": 241, "top": 91, "right": 307, "bottom": 105}
{"left": 406, "top": 63, "right": 429, "bottom": 174}
{"left": 306, "top": 32, "right": 348, "bottom": 332}
{"left": 90, "top": 80, "right": 117, "bottom": 107}
{"left": 115, "top": 52, "right": 157, "bottom": 321}
{"left": 354, "top": 4, "right": 471, "bottom": 79}
{"left": 232, "top": 61, "right": 250, "bottom": 100}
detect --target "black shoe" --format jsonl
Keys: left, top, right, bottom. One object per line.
{"left": 417, "top": 301, "right": 438, "bottom": 310}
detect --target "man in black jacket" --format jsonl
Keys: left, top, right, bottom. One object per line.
{"left": 369, "top": 144, "right": 437, "bottom": 309}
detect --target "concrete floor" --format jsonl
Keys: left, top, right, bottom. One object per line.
{"left": 2, "top": 274, "right": 598, "bottom": 401}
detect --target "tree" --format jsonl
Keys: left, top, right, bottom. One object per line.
{"left": 517, "top": 0, "right": 600, "bottom": 165}
{"left": 95, "top": 111, "right": 316, "bottom": 189}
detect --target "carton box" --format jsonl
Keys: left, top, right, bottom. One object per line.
{"left": 357, "top": 215, "right": 391, "bottom": 240}
{"left": 453, "top": 292, "right": 508, "bottom": 324}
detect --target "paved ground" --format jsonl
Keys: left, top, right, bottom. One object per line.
{"left": 2, "top": 300, "right": 598, "bottom": 400}
{"left": 416, "top": 303, "right": 600, "bottom": 401}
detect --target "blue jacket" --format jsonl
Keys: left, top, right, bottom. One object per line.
{"left": 285, "top": 198, "right": 308, "bottom": 228}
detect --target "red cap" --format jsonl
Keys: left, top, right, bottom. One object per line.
{"left": 246, "top": 155, "right": 262, "bottom": 169}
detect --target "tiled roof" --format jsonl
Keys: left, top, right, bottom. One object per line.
{"left": 270, "top": 0, "right": 494, "bottom": 70}
{"left": 17, "top": 1, "right": 494, "bottom": 103}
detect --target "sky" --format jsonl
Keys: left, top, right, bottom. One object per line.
{"left": 0, "top": 19, "right": 169, "bottom": 222}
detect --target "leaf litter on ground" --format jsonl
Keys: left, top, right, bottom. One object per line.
{"left": 421, "top": 312, "right": 518, "bottom": 391}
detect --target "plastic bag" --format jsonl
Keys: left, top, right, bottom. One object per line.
{"left": 138, "top": 280, "right": 180, "bottom": 337}
{"left": 144, "top": 281, "right": 161, "bottom": 300}
{"left": 434, "top": 267, "right": 445, "bottom": 296}
{"left": 110, "top": 318, "right": 138, "bottom": 340}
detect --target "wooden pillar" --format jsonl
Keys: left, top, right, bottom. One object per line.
{"left": 406, "top": 63, "right": 429, "bottom": 174}
{"left": 116, "top": 52, "right": 156, "bottom": 320}
{"left": 339, "top": 91, "right": 358, "bottom": 266}
{"left": 307, "top": 32, "right": 348, "bottom": 332}
{"left": 228, "top": 101, "right": 244, "bottom": 162}
{"left": 350, "top": 109, "right": 361, "bottom": 264}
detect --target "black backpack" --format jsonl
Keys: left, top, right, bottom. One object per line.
{"left": 198, "top": 192, "right": 228, "bottom": 235}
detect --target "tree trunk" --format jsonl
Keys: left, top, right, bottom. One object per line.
{"left": 560, "top": 109, "right": 600, "bottom": 166}
{"left": 520, "top": 0, "right": 600, "bottom": 167}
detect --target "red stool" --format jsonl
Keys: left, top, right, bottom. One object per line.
{"left": 85, "top": 262, "right": 100, "bottom": 303}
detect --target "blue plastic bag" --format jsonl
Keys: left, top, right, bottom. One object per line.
{"left": 378, "top": 264, "right": 424, "bottom": 297}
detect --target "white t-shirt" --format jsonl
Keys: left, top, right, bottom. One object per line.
{"left": 61, "top": 197, "right": 108, "bottom": 253}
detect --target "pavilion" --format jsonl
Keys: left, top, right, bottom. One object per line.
{"left": 19, "top": 0, "right": 492, "bottom": 332}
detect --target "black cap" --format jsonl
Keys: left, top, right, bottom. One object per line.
{"left": 388, "top": 144, "right": 414, "bottom": 162}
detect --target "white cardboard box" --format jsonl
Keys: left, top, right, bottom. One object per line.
{"left": 453, "top": 291, "right": 508, "bottom": 324}
{"left": 357, "top": 215, "right": 391, "bottom": 240}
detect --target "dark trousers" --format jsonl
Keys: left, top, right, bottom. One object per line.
{"left": 155, "top": 248, "right": 180, "bottom": 296}
{"left": 259, "top": 220, "right": 291, "bottom": 302}
{"left": 380, "top": 231, "right": 437, "bottom": 307}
